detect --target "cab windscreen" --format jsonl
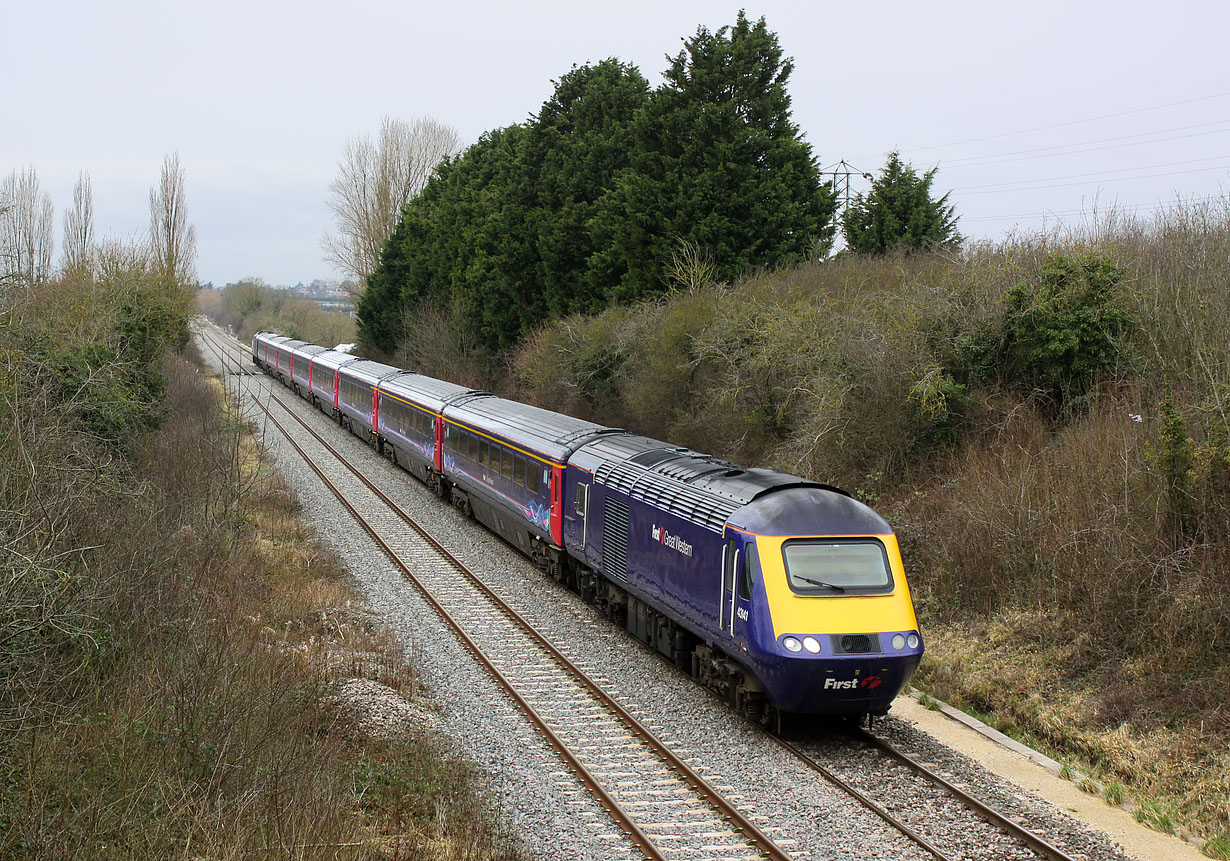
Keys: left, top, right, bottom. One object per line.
{"left": 781, "top": 539, "right": 894, "bottom": 596}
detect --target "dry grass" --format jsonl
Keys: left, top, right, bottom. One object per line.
{"left": 0, "top": 305, "right": 523, "bottom": 859}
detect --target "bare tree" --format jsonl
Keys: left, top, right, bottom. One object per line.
{"left": 322, "top": 116, "right": 461, "bottom": 294}
{"left": 62, "top": 171, "right": 95, "bottom": 282}
{"left": 0, "top": 166, "right": 55, "bottom": 295}
{"left": 149, "top": 152, "right": 197, "bottom": 288}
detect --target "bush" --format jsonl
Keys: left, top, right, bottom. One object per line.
{"left": 958, "top": 251, "right": 1134, "bottom": 411}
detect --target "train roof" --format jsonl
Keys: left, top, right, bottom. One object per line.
{"left": 310, "top": 349, "right": 363, "bottom": 371}
{"left": 444, "top": 395, "right": 615, "bottom": 463}
{"left": 290, "top": 343, "right": 330, "bottom": 360}
{"left": 338, "top": 359, "right": 404, "bottom": 386}
{"left": 728, "top": 485, "right": 890, "bottom": 537}
{"left": 379, "top": 373, "right": 474, "bottom": 413}
{"left": 571, "top": 432, "right": 849, "bottom": 533}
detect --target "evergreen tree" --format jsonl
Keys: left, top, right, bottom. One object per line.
{"left": 359, "top": 14, "right": 837, "bottom": 355}
{"left": 589, "top": 12, "right": 835, "bottom": 300}
{"left": 842, "top": 152, "right": 961, "bottom": 255}
{"left": 527, "top": 60, "right": 649, "bottom": 316}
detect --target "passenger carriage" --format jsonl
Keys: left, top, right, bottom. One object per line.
{"left": 374, "top": 374, "right": 471, "bottom": 487}
{"left": 305, "top": 349, "right": 361, "bottom": 417}
{"left": 288, "top": 343, "right": 329, "bottom": 400}
{"left": 335, "top": 359, "right": 404, "bottom": 439}
{"left": 270, "top": 338, "right": 306, "bottom": 385}
{"left": 438, "top": 395, "right": 612, "bottom": 558}
{"left": 252, "top": 331, "right": 293, "bottom": 375}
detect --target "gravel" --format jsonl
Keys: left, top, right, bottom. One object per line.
{"left": 199, "top": 331, "right": 1146, "bottom": 861}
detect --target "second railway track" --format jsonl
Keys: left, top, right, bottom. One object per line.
{"left": 197, "top": 324, "right": 1127, "bottom": 861}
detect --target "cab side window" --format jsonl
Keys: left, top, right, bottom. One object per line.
{"left": 738, "top": 543, "right": 756, "bottom": 600}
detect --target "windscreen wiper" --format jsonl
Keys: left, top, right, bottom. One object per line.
{"left": 798, "top": 576, "right": 845, "bottom": 592}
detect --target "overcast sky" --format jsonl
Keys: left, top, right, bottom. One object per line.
{"left": 6, "top": 0, "right": 1228, "bottom": 286}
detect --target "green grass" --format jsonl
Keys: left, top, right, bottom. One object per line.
{"left": 1203, "top": 836, "right": 1230, "bottom": 860}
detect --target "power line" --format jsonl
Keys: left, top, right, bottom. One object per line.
{"left": 860, "top": 91, "right": 1230, "bottom": 160}
{"left": 949, "top": 156, "right": 1230, "bottom": 192}
{"left": 938, "top": 121, "right": 1230, "bottom": 168}
{"left": 951, "top": 164, "right": 1230, "bottom": 196}
{"left": 962, "top": 194, "right": 1226, "bottom": 224}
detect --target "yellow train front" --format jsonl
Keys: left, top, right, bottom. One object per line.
{"left": 724, "top": 485, "right": 923, "bottom": 716}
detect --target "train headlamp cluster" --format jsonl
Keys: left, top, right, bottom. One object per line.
{"left": 784, "top": 632, "right": 920, "bottom": 654}
{"left": 780, "top": 636, "right": 829, "bottom": 653}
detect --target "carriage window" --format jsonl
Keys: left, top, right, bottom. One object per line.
{"left": 514, "top": 455, "right": 526, "bottom": 486}
{"left": 782, "top": 539, "right": 894, "bottom": 596}
{"left": 469, "top": 433, "right": 480, "bottom": 461}
{"left": 479, "top": 439, "right": 489, "bottom": 466}
{"left": 573, "top": 482, "right": 586, "bottom": 514}
{"left": 501, "top": 448, "right": 513, "bottom": 479}
{"left": 528, "top": 464, "right": 541, "bottom": 495}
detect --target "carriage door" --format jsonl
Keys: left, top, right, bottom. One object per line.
{"left": 733, "top": 539, "right": 756, "bottom": 645}
{"left": 574, "top": 482, "right": 590, "bottom": 551}
{"left": 721, "top": 531, "right": 755, "bottom": 643}
{"left": 721, "top": 532, "right": 738, "bottom": 635}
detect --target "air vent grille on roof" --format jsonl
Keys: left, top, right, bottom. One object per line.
{"left": 628, "top": 447, "right": 689, "bottom": 468}
{"left": 594, "top": 460, "right": 734, "bottom": 533}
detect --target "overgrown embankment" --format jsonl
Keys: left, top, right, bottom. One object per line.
{"left": 506, "top": 204, "right": 1230, "bottom": 854}
{"left": 0, "top": 274, "right": 520, "bottom": 858}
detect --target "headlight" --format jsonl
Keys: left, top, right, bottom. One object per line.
{"left": 782, "top": 636, "right": 803, "bottom": 652}
{"left": 907, "top": 632, "right": 920, "bottom": 649}
{"left": 891, "top": 634, "right": 906, "bottom": 650}
{"left": 803, "top": 636, "right": 821, "bottom": 654}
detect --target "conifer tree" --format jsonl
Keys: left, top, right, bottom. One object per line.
{"left": 589, "top": 12, "right": 835, "bottom": 300}
{"left": 842, "top": 152, "right": 961, "bottom": 254}
{"left": 528, "top": 60, "right": 649, "bottom": 316}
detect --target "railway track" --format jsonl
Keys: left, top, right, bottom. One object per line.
{"left": 197, "top": 324, "right": 1091, "bottom": 861}
{"left": 199, "top": 327, "right": 795, "bottom": 861}
{"left": 775, "top": 729, "right": 1079, "bottom": 861}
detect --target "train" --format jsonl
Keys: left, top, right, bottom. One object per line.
{"left": 251, "top": 330, "right": 924, "bottom": 722}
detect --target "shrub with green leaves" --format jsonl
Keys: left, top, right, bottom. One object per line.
{"left": 961, "top": 251, "right": 1134, "bottom": 410}
{"left": 907, "top": 367, "right": 967, "bottom": 451}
